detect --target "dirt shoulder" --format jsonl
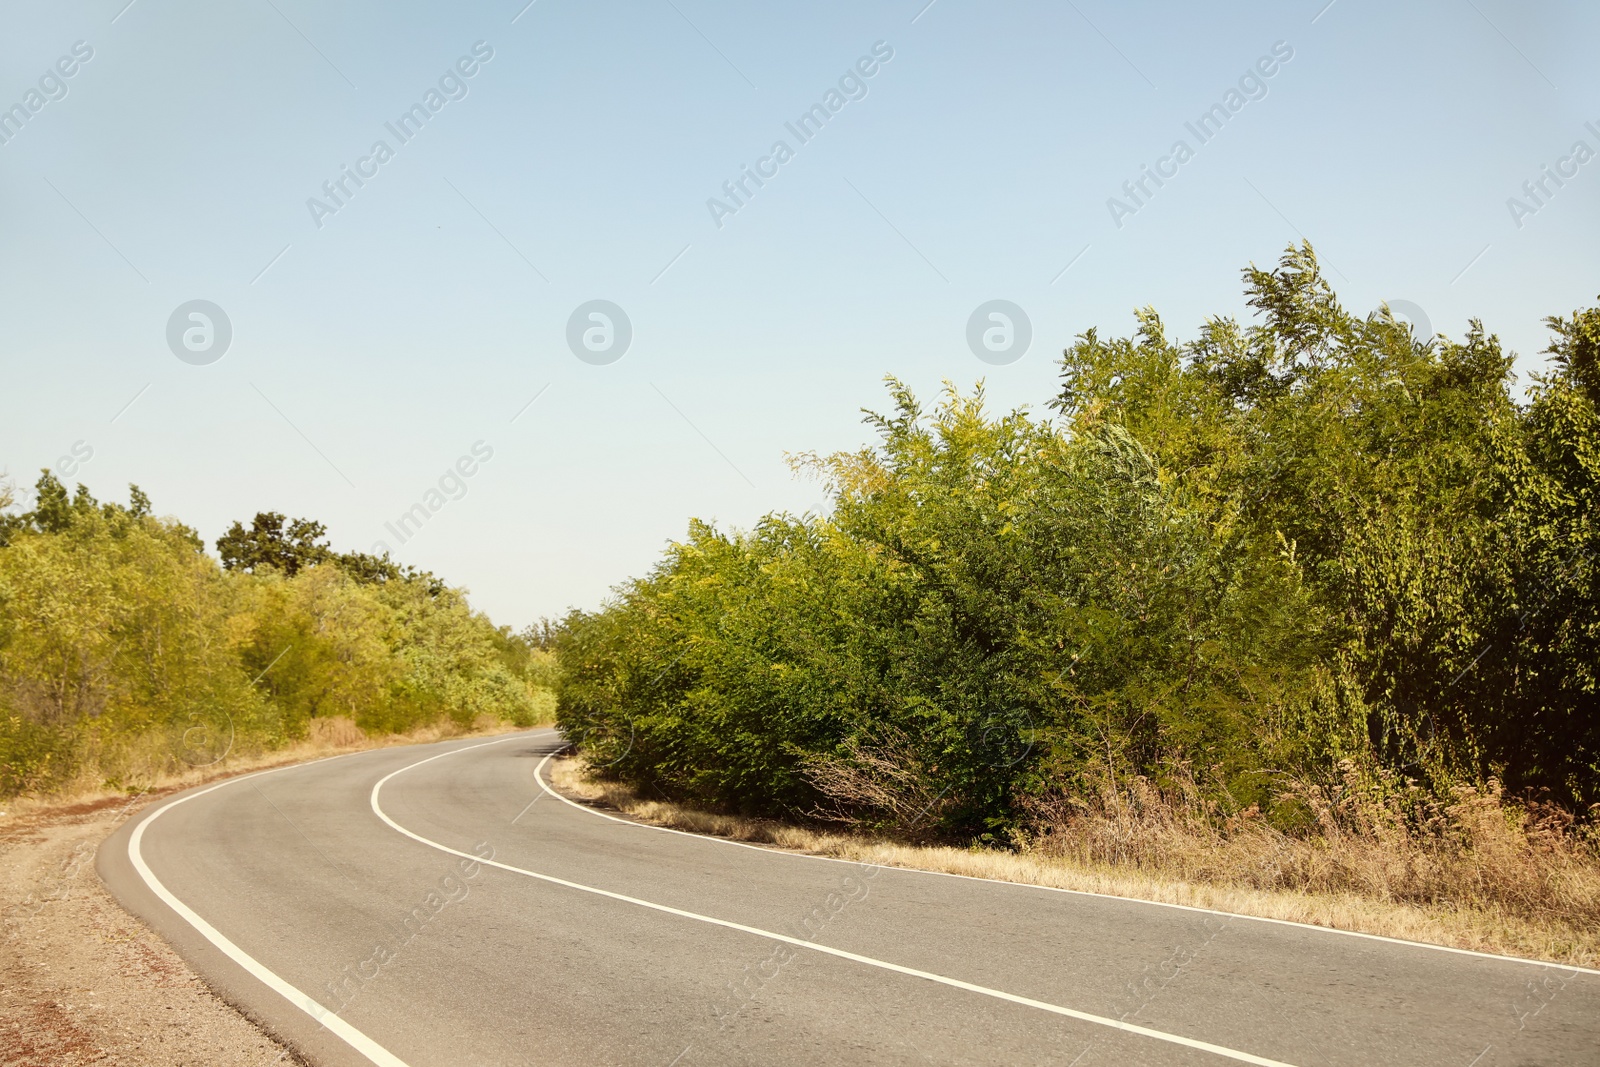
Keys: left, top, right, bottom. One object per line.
{"left": 0, "top": 787, "right": 298, "bottom": 1067}
{"left": 0, "top": 720, "right": 541, "bottom": 1067}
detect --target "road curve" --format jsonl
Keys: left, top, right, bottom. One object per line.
{"left": 97, "top": 730, "right": 1599, "bottom": 1066}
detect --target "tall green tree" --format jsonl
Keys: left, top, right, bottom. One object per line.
{"left": 559, "top": 244, "right": 1600, "bottom": 837}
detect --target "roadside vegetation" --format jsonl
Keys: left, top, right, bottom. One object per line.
{"left": 557, "top": 243, "right": 1600, "bottom": 956}
{"left": 0, "top": 483, "right": 556, "bottom": 799}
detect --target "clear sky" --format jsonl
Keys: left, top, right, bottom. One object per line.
{"left": 2, "top": 0, "right": 1596, "bottom": 627}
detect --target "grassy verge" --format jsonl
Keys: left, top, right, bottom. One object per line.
{"left": 551, "top": 756, "right": 1600, "bottom": 970}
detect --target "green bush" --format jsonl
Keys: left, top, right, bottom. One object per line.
{"left": 0, "top": 480, "right": 553, "bottom": 797}
{"left": 559, "top": 244, "right": 1600, "bottom": 838}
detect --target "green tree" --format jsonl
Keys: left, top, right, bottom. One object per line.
{"left": 216, "top": 512, "right": 331, "bottom": 576}
{"left": 558, "top": 243, "right": 1600, "bottom": 836}
{"left": 1, "top": 484, "right": 553, "bottom": 797}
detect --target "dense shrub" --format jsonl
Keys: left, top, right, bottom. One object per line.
{"left": 0, "top": 478, "right": 553, "bottom": 796}
{"left": 559, "top": 244, "right": 1600, "bottom": 840}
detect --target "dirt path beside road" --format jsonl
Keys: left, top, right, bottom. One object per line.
{"left": 1, "top": 791, "right": 295, "bottom": 1067}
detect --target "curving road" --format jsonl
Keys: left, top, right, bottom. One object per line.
{"left": 97, "top": 730, "right": 1599, "bottom": 1067}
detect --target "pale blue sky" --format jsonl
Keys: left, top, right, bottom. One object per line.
{"left": 2, "top": 0, "right": 1596, "bottom": 626}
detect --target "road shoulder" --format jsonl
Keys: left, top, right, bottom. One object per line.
{"left": 1, "top": 790, "right": 299, "bottom": 1067}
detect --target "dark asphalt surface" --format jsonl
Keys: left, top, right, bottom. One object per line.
{"left": 97, "top": 729, "right": 1600, "bottom": 1066}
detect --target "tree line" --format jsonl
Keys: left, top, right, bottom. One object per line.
{"left": 557, "top": 243, "right": 1600, "bottom": 841}
{"left": 0, "top": 478, "right": 554, "bottom": 796}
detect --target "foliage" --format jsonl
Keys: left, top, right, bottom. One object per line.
{"left": 218, "top": 510, "right": 446, "bottom": 594}
{"left": 0, "top": 478, "right": 552, "bottom": 796}
{"left": 217, "top": 511, "right": 332, "bottom": 576}
{"left": 559, "top": 244, "right": 1600, "bottom": 841}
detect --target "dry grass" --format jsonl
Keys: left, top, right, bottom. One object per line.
{"left": 0, "top": 714, "right": 529, "bottom": 819}
{"left": 1022, "top": 766, "right": 1600, "bottom": 939}
{"left": 550, "top": 757, "right": 1600, "bottom": 969}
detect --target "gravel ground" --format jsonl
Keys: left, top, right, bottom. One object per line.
{"left": 0, "top": 791, "right": 297, "bottom": 1067}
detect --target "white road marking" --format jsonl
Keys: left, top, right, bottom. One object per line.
{"left": 372, "top": 743, "right": 1303, "bottom": 1067}
{"left": 118, "top": 727, "right": 1596, "bottom": 1067}
{"left": 529, "top": 740, "right": 1600, "bottom": 978}
{"left": 129, "top": 763, "right": 413, "bottom": 1067}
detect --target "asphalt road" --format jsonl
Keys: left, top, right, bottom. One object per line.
{"left": 98, "top": 729, "right": 1600, "bottom": 1067}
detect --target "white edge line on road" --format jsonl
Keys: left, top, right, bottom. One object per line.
{"left": 372, "top": 744, "right": 1302, "bottom": 1067}
{"left": 530, "top": 743, "right": 1600, "bottom": 979}
{"left": 128, "top": 757, "right": 421, "bottom": 1067}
